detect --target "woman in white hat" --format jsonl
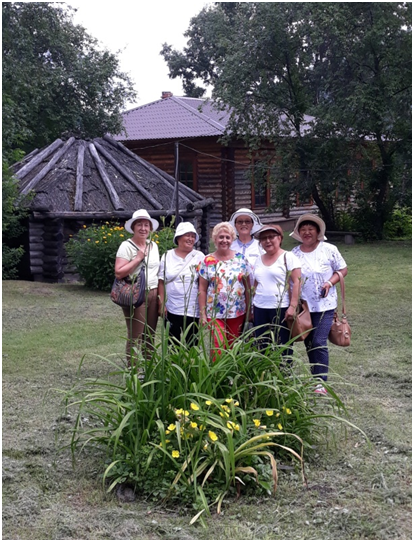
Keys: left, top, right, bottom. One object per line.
{"left": 290, "top": 214, "right": 348, "bottom": 394}
{"left": 252, "top": 224, "right": 301, "bottom": 356}
{"left": 229, "top": 208, "right": 264, "bottom": 267}
{"left": 115, "top": 209, "right": 160, "bottom": 365}
{"left": 158, "top": 222, "right": 205, "bottom": 345}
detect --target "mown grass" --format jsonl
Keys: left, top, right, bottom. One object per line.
{"left": 2, "top": 240, "right": 412, "bottom": 540}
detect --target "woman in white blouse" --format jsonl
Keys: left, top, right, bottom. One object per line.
{"left": 115, "top": 209, "right": 160, "bottom": 364}
{"left": 158, "top": 222, "right": 205, "bottom": 346}
{"left": 291, "top": 214, "right": 348, "bottom": 394}
{"left": 252, "top": 224, "right": 301, "bottom": 356}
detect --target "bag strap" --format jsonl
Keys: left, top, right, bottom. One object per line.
{"left": 334, "top": 270, "right": 347, "bottom": 316}
{"left": 126, "top": 238, "right": 145, "bottom": 274}
{"left": 164, "top": 250, "right": 197, "bottom": 284}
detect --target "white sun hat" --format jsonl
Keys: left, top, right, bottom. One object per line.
{"left": 173, "top": 222, "right": 200, "bottom": 244}
{"left": 124, "top": 209, "right": 159, "bottom": 233}
{"left": 229, "top": 208, "right": 263, "bottom": 235}
{"left": 289, "top": 213, "right": 327, "bottom": 242}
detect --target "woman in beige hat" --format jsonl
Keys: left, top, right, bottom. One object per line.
{"left": 290, "top": 214, "right": 348, "bottom": 394}
{"left": 158, "top": 222, "right": 205, "bottom": 346}
{"left": 115, "top": 209, "right": 160, "bottom": 367}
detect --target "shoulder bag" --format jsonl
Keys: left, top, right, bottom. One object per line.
{"left": 328, "top": 270, "right": 351, "bottom": 346}
{"left": 110, "top": 240, "right": 146, "bottom": 309}
{"left": 283, "top": 253, "right": 313, "bottom": 342}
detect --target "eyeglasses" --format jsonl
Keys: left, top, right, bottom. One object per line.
{"left": 259, "top": 233, "right": 280, "bottom": 241}
{"left": 235, "top": 220, "right": 253, "bottom": 225}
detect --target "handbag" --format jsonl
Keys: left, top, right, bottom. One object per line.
{"left": 283, "top": 254, "right": 313, "bottom": 342}
{"left": 110, "top": 240, "right": 146, "bottom": 309}
{"left": 329, "top": 270, "right": 351, "bottom": 346}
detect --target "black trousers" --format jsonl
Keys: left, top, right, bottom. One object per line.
{"left": 165, "top": 311, "right": 200, "bottom": 346}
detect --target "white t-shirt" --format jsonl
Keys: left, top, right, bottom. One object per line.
{"left": 253, "top": 251, "right": 301, "bottom": 309}
{"left": 116, "top": 240, "right": 160, "bottom": 289}
{"left": 158, "top": 249, "right": 205, "bottom": 317}
{"left": 230, "top": 238, "right": 264, "bottom": 267}
{"left": 291, "top": 242, "right": 347, "bottom": 312}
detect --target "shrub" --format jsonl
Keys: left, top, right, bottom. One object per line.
{"left": 62, "top": 324, "right": 358, "bottom": 523}
{"left": 65, "top": 219, "right": 176, "bottom": 291}
{"left": 383, "top": 207, "right": 412, "bottom": 239}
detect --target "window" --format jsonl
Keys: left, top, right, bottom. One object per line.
{"left": 179, "top": 161, "right": 195, "bottom": 190}
{"left": 251, "top": 162, "right": 270, "bottom": 208}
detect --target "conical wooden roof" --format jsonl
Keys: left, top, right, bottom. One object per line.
{"left": 13, "top": 135, "right": 211, "bottom": 215}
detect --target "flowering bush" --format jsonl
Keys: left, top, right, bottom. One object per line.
{"left": 66, "top": 219, "right": 175, "bottom": 291}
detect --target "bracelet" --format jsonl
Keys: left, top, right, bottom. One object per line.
{"left": 289, "top": 304, "right": 297, "bottom": 309}
{"left": 327, "top": 280, "right": 333, "bottom": 288}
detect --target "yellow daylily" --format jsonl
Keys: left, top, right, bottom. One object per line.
{"left": 208, "top": 431, "right": 218, "bottom": 442}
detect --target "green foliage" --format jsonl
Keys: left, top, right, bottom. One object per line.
{"left": 2, "top": 2, "right": 136, "bottom": 154}
{"left": 162, "top": 2, "right": 412, "bottom": 237}
{"left": 383, "top": 207, "right": 412, "bottom": 240}
{"left": 2, "top": 160, "right": 31, "bottom": 279}
{"left": 62, "top": 325, "right": 359, "bottom": 521}
{"left": 65, "top": 221, "right": 176, "bottom": 291}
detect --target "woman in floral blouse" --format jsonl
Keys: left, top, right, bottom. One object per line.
{"left": 199, "top": 222, "right": 252, "bottom": 360}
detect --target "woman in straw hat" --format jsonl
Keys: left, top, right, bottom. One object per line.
{"left": 158, "top": 222, "right": 205, "bottom": 346}
{"left": 290, "top": 214, "right": 348, "bottom": 394}
{"left": 115, "top": 209, "right": 160, "bottom": 366}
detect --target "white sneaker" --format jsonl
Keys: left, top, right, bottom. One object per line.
{"left": 314, "top": 384, "right": 327, "bottom": 395}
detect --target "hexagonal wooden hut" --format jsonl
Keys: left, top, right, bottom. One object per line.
{"left": 13, "top": 135, "right": 214, "bottom": 282}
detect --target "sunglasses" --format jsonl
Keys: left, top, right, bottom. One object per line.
{"left": 235, "top": 220, "right": 253, "bottom": 225}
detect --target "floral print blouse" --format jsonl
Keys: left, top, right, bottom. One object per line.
{"left": 199, "top": 253, "right": 252, "bottom": 319}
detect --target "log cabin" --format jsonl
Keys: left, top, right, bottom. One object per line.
{"left": 113, "top": 92, "right": 318, "bottom": 230}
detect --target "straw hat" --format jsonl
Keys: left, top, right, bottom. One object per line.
{"left": 124, "top": 209, "right": 159, "bottom": 233}
{"left": 253, "top": 224, "right": 284, "bottom": 240}
{"left": 289, "top": 213, "right": 327, "bottom": 242}
{"left": 173, "top": 222, "right": 199, "bottom": 244}
{"left": 229, "top": 208, "right": 262, "bottom": 234}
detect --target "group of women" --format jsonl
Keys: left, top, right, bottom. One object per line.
{"left": 114, "top": 208, "right": 348, "bottom": 393}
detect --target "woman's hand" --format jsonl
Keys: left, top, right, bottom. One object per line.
{"left": 285, "top": 304, "right": 296, "bottom": 320}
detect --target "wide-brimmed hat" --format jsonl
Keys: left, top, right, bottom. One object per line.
{"left": 254, "top": 224, "right": 284, "bottom": 240}
{"left": 229, "top": 208, "right": 262, "bottom": 234}
{"left": 173, "top": 222, "right": 199, "bottom": 244}
{"left": 124, "top": 209, "right": 159, "bottom": 234}
{"left": 289, "top": 213, "right": 327, "bottom": 242}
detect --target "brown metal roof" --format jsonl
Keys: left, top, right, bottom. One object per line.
{"left": 114, "top": 95, "right": 315, "bottom": 142}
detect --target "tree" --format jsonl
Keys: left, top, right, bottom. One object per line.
{"left": 161, "top": 2, "right": 412, "bottom": 237}
{"left": 2, "top": 2, "right": 137, "bottom": 154}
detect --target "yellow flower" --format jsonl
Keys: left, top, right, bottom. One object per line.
{"left": 83, "top": 225, "right": 86, "bottom": 228}
{"left": 234, "top": 424, "right": 240, "bottom": 431}
{"left": 208, "top": 431, "right": 218, "bottom": 442}
{"left": 87, "top": 239, "right": 91, "bottom": 242}
{"left": 277, "top": 423, "right": 283, "bottom": 430}
{"left": 172, "top": 450, "right": 180, "bottom": 458}
{"left": 175, "top": 409, "right": 183, "bottom": 415}
{"left": 205, "top": 400, "right": 212, "bottom": 406}
{"left": 103, "top": 236, "right": 106, "bottom": 239}
{"left": 219, "top": 411, "right": 229, "bottom": 418}
{"left": 199, "top": 424, "right": 205, "bottom": 431}
{"left": 108, "top": 233, "right": 112, "bottom": 236}
{"left": 234, "top": 401, "right": 240, "bottom": 407}
{"left": 253, "top": 419, "right": 261, "bottom": 427}
{"left": 167, "top": 424, "right": 176, "bottom": 431}
{"left": 276, "top": 413, "right": 280, "bottom": 417}
{"left": 165, "top": 439, "right": 170, "bottom": 443}
{"left": 120, "top": 234, "right": 124, "bottom": 238}
{"left": 227, "top": 421, "right": 234, "bottom": 430}
{"left": 95, "top": 240, "right": 99, "bottom": 244}
{"left": 222, "top": 405, "right": 230, "bottom": 412}
{"left": 285, "top": 408, "right": 292, "bottom": 415}
{"left": 165, "top": 430, "right": 170, "bottom": 435}
{"left": 190, "top": 422, "right": 198, "bottom": 429}
{"left": 266, "top": 410, "right": 274, "bottom": 416}
{"left": 190, "top": 403, "right": 199, "bottom": 411}
{"left": 225, "top": 398, "right": 232, "bottom": 403}
{"left": 183, "top": 410, "right": 189, "bottom": 416}
{"left": 203, "top": 443, "right": 209, "bottom": 450}
{"left": 156, "top": 241, "right": 159, "bottom": 244}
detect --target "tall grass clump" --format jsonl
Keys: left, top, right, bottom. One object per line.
{"left": 62, "top": 321, "right": 357, "bottom": 522}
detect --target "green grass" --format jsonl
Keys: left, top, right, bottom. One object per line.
{"left": 2, "top": 240, "right": 412, "bottom": 540}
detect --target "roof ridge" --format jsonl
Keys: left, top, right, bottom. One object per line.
{"left": 170, "top": 96, "right": 226, "bottom": 132}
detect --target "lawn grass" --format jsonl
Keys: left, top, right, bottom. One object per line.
{"left": 2, "top": 240, "right": 412, "bottom": 540}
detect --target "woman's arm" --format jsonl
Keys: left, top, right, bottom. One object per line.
{"left": 114, "top": 245, "right": 147, "bottom": 280}
{"left": 286, "top": 267, "right": 301, "bottom": 319}
{"left": 322, "top": 266, "right": 348, "bottom": 297}
{"left": 243, "top": 276, "right": 252, "bottom": 323}
{"left": 198, "top": 276, "right": 208, "bottom": 324}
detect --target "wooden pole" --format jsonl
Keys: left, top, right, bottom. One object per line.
{"left": 174, "top": 141, "right": 180, "bottom": 223}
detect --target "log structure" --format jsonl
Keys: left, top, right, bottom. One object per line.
{"left": 14, "top": 136, "right": 214, "bottom": 282}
